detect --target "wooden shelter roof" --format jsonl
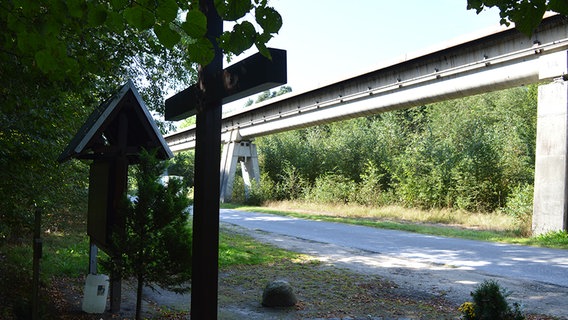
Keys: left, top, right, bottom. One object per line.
{"left": 58, "top": 80, "right": 173, "bottom": 163}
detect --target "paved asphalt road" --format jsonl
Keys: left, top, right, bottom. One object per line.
{"left": 220, "top": 209, "right": 568, "bottom": 286}
{"left": 219, "top": 208, "right": 568, "bottom": 318}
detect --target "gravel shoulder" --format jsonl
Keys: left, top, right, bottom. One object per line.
{"left": 222, "top": 222, "right": 568, "bottom": 319}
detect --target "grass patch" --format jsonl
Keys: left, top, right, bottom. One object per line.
{"left": 1, "top": 230, "right": 90, "bottom": 285}
{"left": 222, "top": 201, "right": 568, "bottom": 249}
{"left": 1, "top": 224, "right": 301, "bottom": 284}
{"left": 220, "top": 227, "right": 304, "bottom": 267}
{"left": 0, "top": 233, "right": 87, "bottom": 320}
{"left": 521, "top": 230, "right": 568, "bottom": 249}
{"left": 42, "top": 231, "right": 90, "bottom": 278}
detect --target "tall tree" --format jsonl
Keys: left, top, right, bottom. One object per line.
{"left": 0, "top": 0, "right": 282, "bottom": 240}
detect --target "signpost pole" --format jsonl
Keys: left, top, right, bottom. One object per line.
{"left": 163, "top": 5, "right": 285, "bottom": 318}
{"left": 190, "top": 1, "right": 223, "bottom": 318}
{"left": 32, "top": 206, "right": 42, "bottom": 320}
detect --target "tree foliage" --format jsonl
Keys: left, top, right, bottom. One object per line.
{"left": 104, "top": 150, "right": 192, "bottom": 320}
{"left": 255, "top": 86, "right": 537, "bottom": 214}
{"left": 467, "top": 0, "right": 568, "bottom": 35}
{"left": 245, "top": 85, "right": 292, "bottom": 107}
{"left": 1, "top": 0, "right": 281, "bottom": 77}
{"left": 168, "top": 150, "right": 195, "bottom": 187}
{"left": 0, "top": 0, "right": 281, "bottom": 241}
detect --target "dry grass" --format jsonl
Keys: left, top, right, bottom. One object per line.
{"left": 263, "top": 200, "right": 517, "bottom": 232}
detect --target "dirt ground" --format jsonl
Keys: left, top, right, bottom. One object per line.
{"left": 47, "top": 263, "right": 458, "bottom": 319}
{"left": 45, "top": 224, "right": 563, "bottom": 319}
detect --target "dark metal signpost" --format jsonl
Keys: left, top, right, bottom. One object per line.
{"left": 164, "top": 1, "right": 286, "bottom": 318}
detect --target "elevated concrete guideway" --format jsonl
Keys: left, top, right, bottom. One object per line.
{"left": 167, "top": 15, "right": 568, "bottom": 149}
{"left": 166, "top": 14, "right": 568, "bottom": 234}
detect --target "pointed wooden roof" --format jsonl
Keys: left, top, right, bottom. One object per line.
{"left": 58, "top": 80, "right": 173, "bottom": 163}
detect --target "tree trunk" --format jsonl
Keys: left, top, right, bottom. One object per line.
{"left": 135, "top": 273, "right": 144, "bottom": 320}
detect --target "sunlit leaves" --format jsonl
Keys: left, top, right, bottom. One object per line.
{"left": 7, "top": 13, "right": 26, "bottom": 33}
{"left": 34, "top": 49, "right": 56, "bottom": 74}
{"left": 88, "top": 10, "right": 107, "bottom": 27}
{"left": 467, "top": 0, "right": 566, "bottom": 36}
{"left": 255, "top": 6, "right": 282, "bottom": 34}
{"left": 34, "top": 41, "right": 79, "bottom": 77}
{"left": 252, "top": 5, "right": 281, "bottom": 58}
{"left": 2, "top": 0, "right": 282, "bottom": 79}
{"left": 215, "top": 0, "right": 253, "bottom": 21}
{"left": 466, "top": 0, "right": 484, "bottom": 14}
{"left": 509, "top": 0, "right": 547, "bottom": 35}
{"left": 255, "top": 32, "right": 273, "bottom": 59}
{"left": 87, "top": 4, "right": 108, "bottom": 27}
{"left": 549, "top": 0, "right": 568, "bottom": 15}
{"left": 106, "top": 10, "right": 125, "bottom": 33}
{"left": 220, "top": 21, "right": 256, "bottom": 55}
{"left": 187, "top": 37, "right": 215, "bottom": 66}
{"left": 66, "top": 0, "right": 87, "bottom": 19}
{"left": 16, "top": 32, "right": 41, "bottom": 53}
{"left": 110, "top": 0, "right": 129, "bottom": 10}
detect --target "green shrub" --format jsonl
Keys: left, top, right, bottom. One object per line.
{"left": 503, "top": 184, "right": 533, "bottom": 236}
{"left": 460, "top": 279, "right": 524, "bottom": 320}
{"left": 276, "top": 161, "right": 308, "bottom": 200}
{"left": 231, "top": 175, "right": 246, "bottom": 203}
{"left": 245, "top": 173, "right": 276, "bottom": 206}
{"left": 305, "top": 173, "right": 357, "bottom": 204}
{"left": 351, "top": 161, "right": 388, "bottom": 206}
{"left": 534, "top": 230, "right": 568, "bottom": 248}
{"left": 230, "top": 172, "right": 277, "bottom": 205}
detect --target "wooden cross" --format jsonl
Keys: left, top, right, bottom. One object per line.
{"left": 164, "top": 2, "right": 286, "bottom": 318}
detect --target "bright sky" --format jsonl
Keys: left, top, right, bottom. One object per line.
{"left": 223, "top": 1, "right": 503, "bottom": 112}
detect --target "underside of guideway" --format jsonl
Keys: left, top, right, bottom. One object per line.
{"left": 165, "top": 14, "right": 568, "bottom": 235}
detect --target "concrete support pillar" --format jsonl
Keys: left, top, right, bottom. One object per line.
{"left": 220, "top": 140, "right": 238, "bottom": 203}
{"left": 219, "top": 140, "right": 260, "bottom": 203}
{"left": 533, "top": 79, "right": 568, "bottom": 235}
{"left": 240, "top": 143, "right": 261, "bottom": 199}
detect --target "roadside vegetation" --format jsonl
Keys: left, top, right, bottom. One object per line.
{"left": 251, "top": 86, "right": 537, "bottom": 215}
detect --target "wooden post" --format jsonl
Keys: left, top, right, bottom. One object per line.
{"left": 110, "top": 114, "right": 129, "bottom": 313}
{"left": 88, "top": 240, "right": 98, "bottom": 274}
{"left": 163, "top": 4, "right": 285, "bottom": 318}
{"left": 190, "top": 1, "right": 223, "bottom": 318}
{"left": 32, "top": 206, "right": 42, "bottom": 320}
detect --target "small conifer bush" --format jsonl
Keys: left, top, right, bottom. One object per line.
{"left": 459, "top": 279, "right": 524, "bottom": 320}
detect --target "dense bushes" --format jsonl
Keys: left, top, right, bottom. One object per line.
{"left": 253, "top": 86, "right": 537, "bottom": 216}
